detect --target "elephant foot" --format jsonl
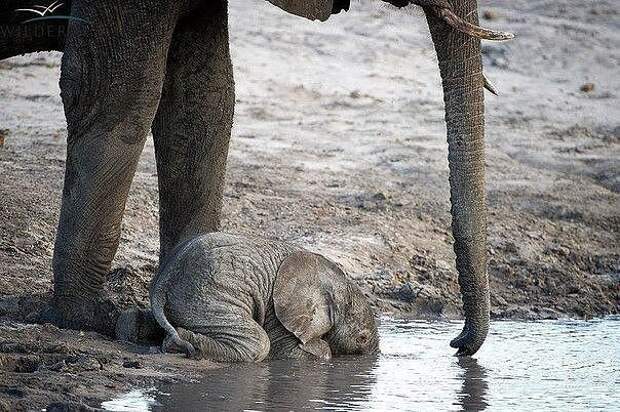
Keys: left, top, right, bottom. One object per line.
{"left": 35, "top": 294, "right": 164, "bottom": 345}
{"left": 37, "top": 294, "right": 121, "bottom": 337}
{"left": 116, "top": 308, "right": 165, "bottom": 345}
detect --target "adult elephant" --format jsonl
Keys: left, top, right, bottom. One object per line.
{"left": 0, "top": 0, "right": 511, "bottom": 355}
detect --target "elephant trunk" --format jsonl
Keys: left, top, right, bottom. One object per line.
{"left": 424, "top": 0, "right": 489, "bottom": 356}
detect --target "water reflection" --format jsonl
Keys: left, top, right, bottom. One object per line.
{"left": 155, "top": 356, "right": 378, "bottom": 411}
{"left": 456, "top": 357, "right": 488, "bottom": 412}
{"left": 154, "top": 351, "right": 491, "bottom": 411}
{"left": 103, "top": 317, "right": 620, "bottom": 411}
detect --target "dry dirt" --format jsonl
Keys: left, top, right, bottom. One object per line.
{"left": 0, "top": 0, "right": 618, "bottom": 410}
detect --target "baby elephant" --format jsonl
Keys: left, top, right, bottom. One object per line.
{"left": 150, "top": 232, "right": 379, "bottom": 362}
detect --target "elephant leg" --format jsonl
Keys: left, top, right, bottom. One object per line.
{"left": 152, "top": 0, "right": 235, "bottom": 262}
{"left": 176, "top": 317, "right": 271, "bottom": 363}
{"left": 51, "top": 1, "right": 179, "bottom": 334}
{"left": 266, "top": 317, "right": 332, "bottom": 360}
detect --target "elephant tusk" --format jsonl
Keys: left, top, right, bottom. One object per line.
{"left": 483, "top": 73, "right": 498, "bottom": 95}
{"left": 405, "top": 1, "right": 515, "bottom": 41}
{"left": 432, "top": 6, "right": 515, "bottom": 41}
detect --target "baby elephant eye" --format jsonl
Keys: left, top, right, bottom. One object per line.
{"left": 357, "top": 334, "right": 368, "bottom": 344}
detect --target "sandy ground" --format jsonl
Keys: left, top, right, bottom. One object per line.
{"left": 0, "top": 0, "right": 618, "bottom": 409}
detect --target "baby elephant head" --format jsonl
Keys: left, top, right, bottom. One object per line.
{"left": 274, "top": 252, "right": 379, "bottom": 358}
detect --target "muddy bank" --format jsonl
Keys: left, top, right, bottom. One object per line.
{"left": 0, "top": 322, "right": 211, "bottom": 411}
{"left": 0, "top": 0, "right": 618, "bottom": 409}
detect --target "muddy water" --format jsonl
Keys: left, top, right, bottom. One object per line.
{"left": 102, "top": 317, "right": 620, "bottom": 411}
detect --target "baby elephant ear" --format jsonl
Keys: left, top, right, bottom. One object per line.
{"left": 274, "top": 251, "right": 337, "bottom": 344}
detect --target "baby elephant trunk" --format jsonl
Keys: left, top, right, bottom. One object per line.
{"left": 327, "top": 286, "right": 380, "bottom": 356}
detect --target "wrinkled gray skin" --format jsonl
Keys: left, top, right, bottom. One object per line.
{"left": 0, "top": 0, "right": 499, "bottom": 355}
{"left": 147, "top": 232, "right": 379, "bottom": 362}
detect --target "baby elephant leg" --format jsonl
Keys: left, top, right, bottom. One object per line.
{"left": 266, "top": 317, "right": 331, "bottom": 360}
{"left": 176, "top": 317, "right": 271, "bottom": 363}
{"left": 270, "top": 337, "right": 332, "bottom": 361}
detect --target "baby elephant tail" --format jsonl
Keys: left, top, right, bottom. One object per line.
{"left": 150, "top": 283, "right": 195, "bottom": 358}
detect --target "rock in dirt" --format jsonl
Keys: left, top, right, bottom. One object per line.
{"left": 580, "top": 83, "right": 595, "bottom": 93}
{"left": 0, "top": 129, "right": 7, "bottom": 147}
{"left": 482, "top": 10, "right": 499, "bottom": 20}
{"left": 122, "top": 359, "right": 142, "bottom": 369}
